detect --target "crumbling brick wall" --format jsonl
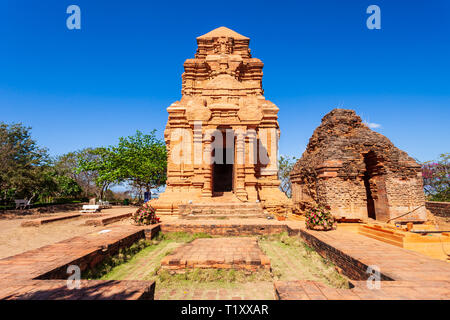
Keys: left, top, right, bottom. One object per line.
{"left": 290, "top": 109, "right": 426, "bottom": 222}
{"left": 425, "top": 201, "right": 450, "bottom": 218}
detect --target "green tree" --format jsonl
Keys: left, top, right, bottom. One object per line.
{"left": 57, "top": 149, "right": 102, "bottom": 198}
{"left": 0, "top": 122, "right": 49, "bottom": 203}
{"left": 75, "top": 131, "right": 167, "bottom": 201}
{"left": 113, "top": 130, "right": 167, "bottom": 196}
{"left": 278, "top": 155, "right": 297, "bottom": 198}
{"left": 76, "top": 147, "right": 118, "bottom": 200}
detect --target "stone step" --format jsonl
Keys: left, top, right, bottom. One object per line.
{"left": 181, "top": 213, "right": 265, "bottom": 220}
{"left": 179, "top": 202, "right": 265, "bottom": 219}
{"left": 358, "top": 227, "right": 404, "bottom": 247}
{"left": 184, "top": 203, "right": 262, "bottom": 209}
{"left": 190, "top": 208, "right": 263, "bottom": 214}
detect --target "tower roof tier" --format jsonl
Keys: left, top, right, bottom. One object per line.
{"left": 197, "top": 26, "right": 249, "bottom": 40}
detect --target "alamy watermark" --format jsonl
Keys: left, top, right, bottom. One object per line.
{"left": 366, "top": 265, "right": 381, "bottom": 290}
{"left": 366, "top": 5, "right": 381, "bottom": 30}
{"left": 67, "top": 265, "right": 81, "bottom": 289}
{"left": 66, "top": 5, "right": 81, "bottom": 30}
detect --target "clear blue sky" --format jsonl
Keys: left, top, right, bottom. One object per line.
{"left": 0, "top": 0, "right": 449, "bottom": 163}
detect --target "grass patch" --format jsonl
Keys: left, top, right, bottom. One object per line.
{"left": 157, "top": 268, "right": 272, "bottom": 286}
{"left": 84, "top": 232, "right": 212, "bottom": 280}
{"left": 86, "top": 231, "right": 349, "bottom": 294}
{"left": 258, "top": 232, "right": 349, "bottom": 289}
{"left": 83, "top": 238, "right": 151, "bottom": 279}
{"left": 155, "top": 231, "right": 212, "bottom": 243}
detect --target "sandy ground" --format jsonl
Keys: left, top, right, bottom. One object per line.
{"left": 0, "top": 207, "right": 134, "bottom": 260}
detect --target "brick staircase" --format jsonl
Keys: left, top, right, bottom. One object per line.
{"left": 358, "top": 224, "right": 405, "bottom": 247}
{"left": 179, "top": 202, "right": 265, "bottom": 219}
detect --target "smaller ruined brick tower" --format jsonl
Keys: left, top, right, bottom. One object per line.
{"left": 290, "top": 109, "right": 427, "bottom": 222}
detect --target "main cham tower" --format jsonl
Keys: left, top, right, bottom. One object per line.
{"left": 151, "top": 27, "right": 291, "bottom": 217}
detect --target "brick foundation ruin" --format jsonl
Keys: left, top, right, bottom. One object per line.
{"left": 160, "top": 237, "right": 271, "bottom": 271}
{"left": 290, "top": 109, "right": 427, "bottom": 223}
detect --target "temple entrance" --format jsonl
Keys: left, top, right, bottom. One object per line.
{"left": 363, "top": 152, "right": 377, "bottom": 220}
{"left": 213, "top": 147, "right": 233, "bottom": 193}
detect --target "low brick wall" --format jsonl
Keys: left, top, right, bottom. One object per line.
{"left": 0, "top": 226, "right": 156, "bottom": 300}
{"left": 426, "top": 201, "right": 450, "bottom": 218}
{"left": 36, "top": 229, "right": 146, "bottom": 280}
{"left": 160, "top": 223, "right": 288, "bottom": 236}
{"left": 298, "top": 229, "right": 394, "bottom": 281}
{"left": 21, "top": 213, "right": 81, "bottom": 227}
{"left": 143, "top": 224, "right": 161, "bottom": 239}
{"left": 0, "top": 279, "right": 155, "bottom": 300}
{"left": 84, "top": 212, "right": 132, "bottom": 226}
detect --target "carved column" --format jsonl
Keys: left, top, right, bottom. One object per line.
{"left": 202, "top": 132, "right": 213, "bottom": 198}
{"left": 246, "top": 129, "right": 258, "bottom": 177}
{"left": 244, "top": 129, "right": 258, "bottom": 201}
{"left": 235, "top": 131, "right": 248, "bottom": 201}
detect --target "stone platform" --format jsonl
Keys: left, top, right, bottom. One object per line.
{"left": 161, "top": 237, "right": 270, "bottom": 271}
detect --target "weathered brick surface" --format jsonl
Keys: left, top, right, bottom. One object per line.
{"left": 275, "top": 225, "right": 450, "bottom": 300}
{"left": 274, "top": 280, "right": 450, "bottom": 300}
{"left": 290, "top": 109, "right": 426, "bottom": 222}
{"left": 161, "top": 237, "right": 270, "bottom": 271}
{"left": 21, "top": 213, "right": 82, "bottom": 227}
{"left": 142, "top": 224, "right": 161, "bottom": 239}
{"left": 0, "top": 225, "right": 145, "bottom": 280}
{"left": 298, "top": 226, "right": 450, "bottom": 282}
{"left": 161, "top": 219, "right": 288, "bottom": 236}
{"left": 0, "top": 279, "right": 155, "bottom": 300}
{"left": 0, "top": 225, "right": 155, "bottom": 300}
{"left": 299, "top": 230, "right": 393, "bottom": 281}
{"left": 84, "top": 212, "right": 133, "bottom": 226}
{"left": 426, "top": 201, "right": 450, "bottom": 218}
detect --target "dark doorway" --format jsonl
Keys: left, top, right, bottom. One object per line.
{"left": 213, "top": 147, "right": 233, "bottom": 193}
{"left": 363, "top": 152, "right": 377, "bottom": 220}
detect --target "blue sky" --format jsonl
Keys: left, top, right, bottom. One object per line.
{"left": 0, "top": 0, "right": 449, "bottom": 163}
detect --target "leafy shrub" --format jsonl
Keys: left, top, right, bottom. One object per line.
{"left": 132, "top": 202, "right": 160, "bottom": 225}
{"left": 305, "top": 204, "right": 335, "bottom": 231}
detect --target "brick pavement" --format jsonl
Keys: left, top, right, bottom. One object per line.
{"left": 0, "top": 279, "right": 155, "bottom": 300}
{"left": 0, "top": 225, "right": 155, "bottom": 300}
{"left": 274, "top": 280, "right": 450, "bottom": 300}
{"left": 296, "top": 226, "right": 450, "bottom": 282}
{"left": 275, "top": 225, "right": 450, "bottom": 299}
